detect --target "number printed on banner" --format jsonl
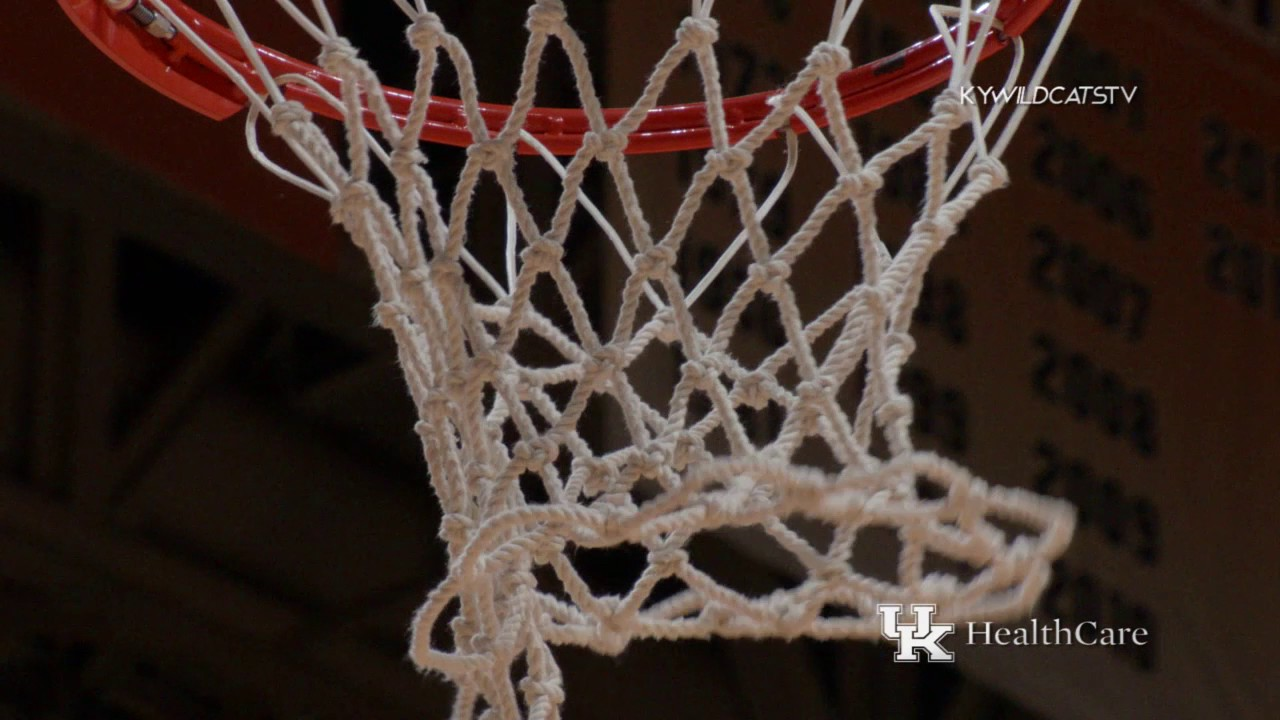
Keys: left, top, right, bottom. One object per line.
{"left": 1033, "top": 440, "right": 1160, "bottom": 565}
{"left": 914, "top": 274, "right": 969, "bottom": 346}
{"left": 900, "top": 366, "right": 969, "bottom": 456}
{"left": 1032, "top": 119, "right": 1154, "bottom": 241}
{"left": 1203, "top": 117, "right": 1280, "bottom": 216}
{"left": 1043, "top": 560, "right": 1159, "bottom": 672}
{"left": 1030, "top": 226, "right": 1151, "bottom": 341}
{"left": 1205, "top": 223, "right": 1280, "bottom": 318}
{"left": 1031, "top": 333, "right": 1159, "bottom": 457}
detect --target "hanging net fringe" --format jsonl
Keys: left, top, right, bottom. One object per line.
{"left": 148, "top": 0, "right": 1078, "bottom": 717}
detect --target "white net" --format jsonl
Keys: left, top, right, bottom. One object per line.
{"left": 144, "top": 0, "right": 1079, "bottom": 717}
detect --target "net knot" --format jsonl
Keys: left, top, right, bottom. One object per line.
{"left": 467, "top": 140, "right": 513, "bottom": 170}
{"left": 580, "top": 129, "right": 629, "bottom": 163}
{"left": 469, "top": 351, "right": 503, "bottom": 386}
{"left": 406, "top": 12, "right": 446, "bottom": 50}
{"left": 815, "top": 560, "right": 848, "bottom": 585}
{"left": 749, "top": 259, "right": 792, "bottom": 293}
{"left": 530, "top": 535, "right": 566, "bottom": 565}
{"left": 579, "top": 458, "right": 616, "bottom": 498}
{"left": 628, "top": 444, "right": 669, "bottom": 477}
{"left": 839, "top": 168, "right": 885, "bottom": 197}
{"left": 876, "top": 394, "right": 914, "bottom": 426}
{"left": 403, "top": 268, "right": 432, "bottom": 295}
{"left": 585, "top": 346, "right": 626, "bottom": 377}
{"left": 464, "top": 632, "right": 492, "bottom": 655}
{"left": 521, "top": 239, "right": 565, "bottom": 271}
{"left": 682, "top": 358, "right": 723, "bottom": 386}
{"left": 526, "top": 0, "right": 568, "bottom": 35}
{"left": 449, "top": 615, "right": 477, "bottom": 642}
{"left": 390, "top": 146, "right": 428, "bottom": 176}
{"left": 417, "top": 389, "right": 452, "bottom": 417}
{"left": 633, "top": 245, "right": 678, "bottom": 279}
{"left": 319, "top": 37, "right": 362, "bottom": 78}
{"left": 592, "top": 622, "right": 629, "bottom": 656}
{"left": 672, "top": 434, "right": 709, "bottom": 470}
{"left": 374, "top": 300, "right": 414, "bottom": 329}
{"left": 520, "top": 678, "right": 567, "bottom": 706}
{"left": 596, "top": 498, "right": 636, "bottom": 537}
{"left": 439, "top": 513, "right": 475, "bottom": 544}
{"left": 774, "top": 599, "right": 813, "bottom": 629}
{"left": 861, "top": 283, "right": 890, "bottom": 317}
{"left": 705, "top": 146, "right": 753, "bottom": 176}
{"left": 431, "top": 258, "right": 466, "bottom": 285}
{"left": 931, "top": 89, "right": 968, "bottom": 128}
{"left": 807, "top": 42, "right": 852, "bottom": 77}
{"left": 512, "top": 438, "right": 560, "bottom": 470}
{"left": 648, "top": 548, "right": 688, "bottom": 576}
{"left": 796, "top": 378, "right": 834, "bottom": 404}
{"left": 734, "top": 371, "right": 775, "bottom": 409}
{"left": 915, "top": 216, "right": 958, "bottom": 243}
{"left": 676, "top": 16, "right": 719, "bottom": 49}
{"left": 652, "top": 308, "right": 680, "bottom": 344}
{"left": 331, "top": 180, "right": 380, "bottom": 227}
{"left": 268, "top": 101, "right": 313, "bottom": 139}
{"left": 967, "top": 157, "right": 1010, "bottom": 188}
{"left": 886, "top": 331, "right": 917, "bottom": 365}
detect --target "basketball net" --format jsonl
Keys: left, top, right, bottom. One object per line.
{"left": 96, "top": 1, "right": 1080, "bottom": 717}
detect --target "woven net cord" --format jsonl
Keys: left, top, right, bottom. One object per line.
{"left": 144, "top": 0, "right": 1081, "bottom": 717}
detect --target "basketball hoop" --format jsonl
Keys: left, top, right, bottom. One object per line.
{"left": 60, "top": 1, "right": 1081, "bottom": 718}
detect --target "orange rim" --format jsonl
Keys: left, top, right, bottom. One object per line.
{"left": 58, "top": 0, "right": 1057, "bottom": 155}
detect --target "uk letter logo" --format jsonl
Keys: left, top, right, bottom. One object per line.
{"left": 878, "top": 604, "right": 955, "bottom": 663}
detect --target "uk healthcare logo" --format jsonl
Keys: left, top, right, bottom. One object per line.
{"left": 878, "top": 604, "right": 955, "bottom": 663}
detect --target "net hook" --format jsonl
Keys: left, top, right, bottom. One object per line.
{"left": 105, "top": 0, "right": 176, "bottom": 40}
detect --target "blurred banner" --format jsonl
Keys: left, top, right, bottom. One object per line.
{"left": 608, "top": 2, "right": 1279, "bottom": 718}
